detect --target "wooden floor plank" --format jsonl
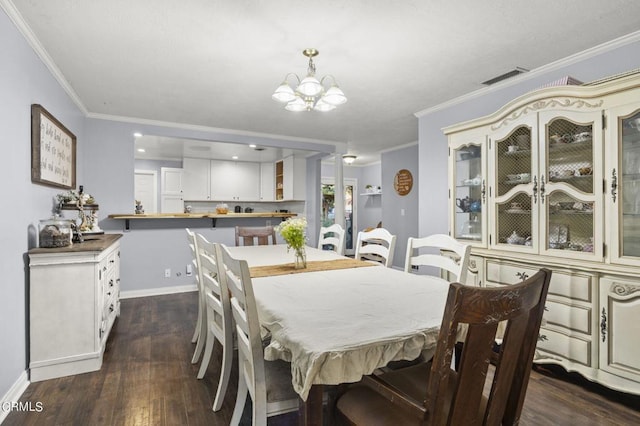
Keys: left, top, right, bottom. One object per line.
{"left": 4, "top": 291, "right": 639, "bottom": 425}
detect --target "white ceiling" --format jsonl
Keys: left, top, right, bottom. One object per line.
{"left": 5, "top": 0, "right": 640, "bottom": 164}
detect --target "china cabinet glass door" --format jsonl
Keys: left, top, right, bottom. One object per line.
{"left": 490, "top": 115, "right": 537, "bottom": 252}
{"left": 451, "top": 135, "right": 486, "bottom": 246}
{"left": 608, "top": 105, "right": 640, "bottom": 265}
{"left": 538, "top": 110, "right": 603, "bottom": 259}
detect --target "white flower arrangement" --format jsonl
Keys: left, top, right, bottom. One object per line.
{"left": 275, "top": 217, "right": 307, "bottom": 251}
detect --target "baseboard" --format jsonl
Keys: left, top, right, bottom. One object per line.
{"left": 120, "top": 284, "right": 197, "bottom": 299}
{"left": 0, "top": 371, "right": 30, "bottom": 424}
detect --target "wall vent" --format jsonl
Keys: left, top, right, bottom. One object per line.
{"left": 482, "top": 67, "right": 529, "bottom": 85}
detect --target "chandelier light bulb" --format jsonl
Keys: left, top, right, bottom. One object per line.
{"left": 285, "top": 96, "right": 307, "bottom": 112}
{"left": 314, "top": 99, "right": 336, "bottom": 112}
{"left": 272, "top": 82, "right": 296, "bottom": 103}
{"left": 322, "top": 85, "right": 347, "bottom": 105}
{"left": 297, "top": 75, "right": 323, "bottom": 97}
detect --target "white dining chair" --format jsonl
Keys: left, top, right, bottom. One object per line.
{"left": 404, "top": 234, "right": 471, "bottom": 283}
{"left": 194, "top": 233, "right": 233, "bottom": 411}
{"left": 218, "top": 243, "right": 299, "bottom": 426}
{"left": 354, "top": 227, "right": 397, "bottom": 267}
{"left": 186, "top": 228, "right": 206, "bottom": 364}
{"left": 317, "top": 223, "right": 346, "bottom": 255}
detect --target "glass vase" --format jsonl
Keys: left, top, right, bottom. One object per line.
{"left": 294, "top": 246, "right": 307, "bottom": 269}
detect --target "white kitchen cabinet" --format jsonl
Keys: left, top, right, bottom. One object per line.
{"left": 276, "top": 155, "right": 306, "bottom": 201}
{"left": 29, "top": 235, "right": 121, "bottom": 381}
{"left": 210, "top": 160, "right": 260, "bottom": 201}
{"left": 444, "top": 70, "right": 640, "bottom": 395}
{"left": 184, "top": 158, "right": 260, "bottom": 201}
{"left": 260, "top": 162, "right": 275, "bottom": 201}
{"left": 183, "top": 158, "right": 211, "bottom": 200}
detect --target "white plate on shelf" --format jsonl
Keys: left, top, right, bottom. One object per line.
{"left": 460, "top": 234, "right": 481, "bottom": 240}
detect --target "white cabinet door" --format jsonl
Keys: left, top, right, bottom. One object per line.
{"left": 260, "top": 162, "right": 275, "bottom": 201}
{"left": 282, "top": 156, "right": 306, "bottom": 200}
{"left": 161, "top": 167, "right": 183, "bottom": 195}
{"left": 235, "top": 162, "right": 260, "bottom": 201}
{"left": 183, "top": 158, "right": 210, "bottom": 200}
{"left": 210, "top": 160, "right": 260, "bottom": 201}
{"left": 210, "top": 160, "right": 235, "bottom": 200}
{"left": 161, "top": 194, "right": 184, "bottom": 213}
{"left": 606, "top": 104, "right": 640, "bottom": 267}
{"left": 599, "top": 276, "right": 640, "bottom": 387}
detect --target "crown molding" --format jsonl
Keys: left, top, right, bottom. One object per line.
{"left": 415, "top": 30, "right": 640, "bottom": 118}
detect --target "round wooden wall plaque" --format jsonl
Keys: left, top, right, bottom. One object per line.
{"left": 394, "top": 169, "right": 413, "bottom": 196}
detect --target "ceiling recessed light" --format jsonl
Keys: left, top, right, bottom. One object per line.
{"left": 249, "top": 144, "right": 257, "bottom": 148}
{"left": 137, "top": 148, "right": 146, "bottom": 153}
{"left": 232, "top": 155, "right": 239, "bottom": 160}
{"left": 133, "top": 132, "right": 143, "bottom": 138}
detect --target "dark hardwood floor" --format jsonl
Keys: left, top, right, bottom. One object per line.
{"left": 5, "top": 291, "right": 639, "bottom": 425}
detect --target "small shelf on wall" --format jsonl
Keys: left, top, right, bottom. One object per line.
{"left": 360, "top": 192, "right": 382, "bottom": 196}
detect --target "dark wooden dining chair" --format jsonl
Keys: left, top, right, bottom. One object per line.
{"left": 336, "top": 268, "right": 552, "bottom": 426}
{"left": 235, "top": 225, "right": 277, "bottom": 246}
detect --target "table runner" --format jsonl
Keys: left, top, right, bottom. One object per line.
{"left": 250, "top": 258, "right": 376, "bottom": 278}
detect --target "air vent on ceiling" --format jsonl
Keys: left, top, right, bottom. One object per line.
{"left": 482, "top": 67, "right": 529, "bottom": 86}
{"left": 253, "top": 146, "right": 265, "bottom": 151}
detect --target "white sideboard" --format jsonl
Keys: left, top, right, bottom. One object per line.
{"left": 29, "top": 234, "right": 122, "bottom": 382}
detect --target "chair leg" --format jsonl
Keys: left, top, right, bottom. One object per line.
{"left": 230, "top": 375, "right": 248, "bottom": 425}
{"left": 191, "top": 302, "right": 207, "bottom": 364}
{"left": 212, "top": 338, "right": 233, "bottom": 411}
{"left": 191, "top": 295, "right": 202, "bottom": 343}
{"left": 197, "top": 329, "right": 216, "bottom": 379}
{"left": 191, "top": 285, "right": 204, "bottom": 342}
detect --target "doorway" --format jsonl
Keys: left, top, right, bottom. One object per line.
{"left": 321, "top": 178, "right": 357, "bottom": 255}
{"left": 134, "top": 170, "right": 158, "bottom": 214}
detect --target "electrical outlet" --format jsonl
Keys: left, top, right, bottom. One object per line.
{"left": 164, "top": 268, "right": 171, "bottom": 278}
{"left": 186, "top": 264, "right": 193, "bottom": 276}
{"left": 411, "top": 265, "right": 419, "bottom": 270}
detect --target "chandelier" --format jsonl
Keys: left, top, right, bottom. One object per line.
{"left": 272, "top": 48, "right": 347, "bottom": 112}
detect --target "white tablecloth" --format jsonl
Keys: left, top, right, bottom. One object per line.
{"left": 226, "top": 244, "right": 451, "bottom": 400}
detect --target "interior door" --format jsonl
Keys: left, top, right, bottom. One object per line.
{"left": 321, "top": 178, "right": 357, "bottom": 255}
{"left": 134, "top": 169, "right": 157, "bottom": 213}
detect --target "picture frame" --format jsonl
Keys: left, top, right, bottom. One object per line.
{"left": 31, "top": 104, "right": 76, "bottom": 189}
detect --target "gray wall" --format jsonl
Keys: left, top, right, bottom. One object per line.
{"left": 382, "top": 144, "right": 419, "bottom": 269}
{"left": 418, "top": 37, "right": 640, "bottom": 241}
{"left": 1, "top": 8, "right": 86, "bottom": 403}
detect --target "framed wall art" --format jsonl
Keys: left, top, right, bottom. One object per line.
{"left": 31, "top": 104, "right": 76, "bottom": 189}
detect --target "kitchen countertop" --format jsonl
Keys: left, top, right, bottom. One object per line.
{"left": 107, "top": 212, "right": 297, "bottom": 219}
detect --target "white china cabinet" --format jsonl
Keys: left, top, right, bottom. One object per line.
{"left": 444, "top": 70, "right": 640, "bottom": 395}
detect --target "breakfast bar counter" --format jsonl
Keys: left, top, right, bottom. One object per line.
{"left": 107, "top": 212, "right": 297, "bottom": 229}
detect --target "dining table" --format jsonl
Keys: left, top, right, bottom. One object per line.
{"left": 226, "top": 244, "right": 452, "bottom": 426}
